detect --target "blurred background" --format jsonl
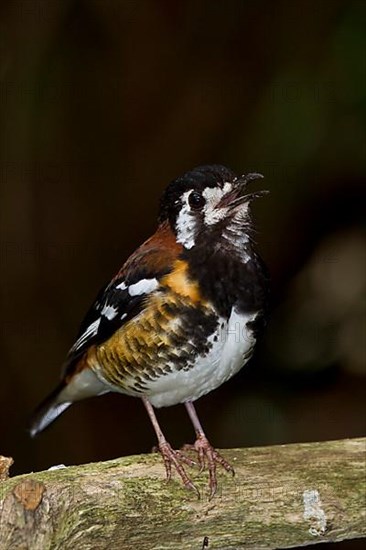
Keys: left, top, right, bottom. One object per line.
{"left": 0, "top": 1, "right": 365, "bottom": 545}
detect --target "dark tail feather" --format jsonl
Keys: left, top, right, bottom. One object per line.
{"left": 29, "top": 383, "right": 71, "bottom": 437}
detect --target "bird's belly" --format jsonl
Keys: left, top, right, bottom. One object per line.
{"left": 90, "top": 290, "right": 258, "bottom": 407}
{"left": 147, "top": 308, "right": 257, "bottom": 407}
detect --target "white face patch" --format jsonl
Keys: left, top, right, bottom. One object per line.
{"left": 202, "top": 181, "right": 232, "bottom": 225}
{"left": 175, "top": 182, "right": 234, "bottom": 249}
{"left": 221, "top": 201, "right": 251, "bottom": 260}
{"left": 175, "top": 191, "right": 197, "bottom": 249}
{"left": 128, "top": 278, "right": 158, "bottom": 296}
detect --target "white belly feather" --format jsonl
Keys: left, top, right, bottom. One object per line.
{"left": 147, "top": 308, "right": 257, "bottom": 407}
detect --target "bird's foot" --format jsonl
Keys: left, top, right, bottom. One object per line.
{"left": 182, "top": 435, "right": 235, "bottom": 498}
{"left": 157, "top": 441, "right": 200, "bottom": 497}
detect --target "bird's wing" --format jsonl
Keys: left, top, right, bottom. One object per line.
{"left": 62, "top": 222, "right": 182, "bottom": 377}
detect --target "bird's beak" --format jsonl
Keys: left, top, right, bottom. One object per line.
{"left": 217, "top": 173, "right": 269, "bottom": 210}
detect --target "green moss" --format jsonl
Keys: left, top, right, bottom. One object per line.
{"left": 1, "top": 440, "right": 365, "bottom": 549}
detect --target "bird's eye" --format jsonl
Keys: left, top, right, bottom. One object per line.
{"left": 188, "top": 191, "right": 205, "bottom": 210}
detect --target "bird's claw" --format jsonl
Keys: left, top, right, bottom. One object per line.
{"left": 182, "top": 436, "right": 235, "bottom": 498}
{"left": 158, "top": 441, "right": 200, "bottom": 497}
{"left": 154, "top": 437, "right": 234, "bottom": 499}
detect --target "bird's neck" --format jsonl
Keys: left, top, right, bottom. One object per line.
{"left": 183, "top": 240, "right": 268, "bottom": 318}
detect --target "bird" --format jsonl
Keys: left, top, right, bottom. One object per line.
{"left": 30, "top": 164, "right": 269, "bottom": 498}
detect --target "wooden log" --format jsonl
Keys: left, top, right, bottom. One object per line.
{"left": 0, "top": 438, "right": 365, "bottom": 549}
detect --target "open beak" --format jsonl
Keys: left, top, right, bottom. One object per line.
{"left": 217, "top": 173, "right": 269, "bottom": 210}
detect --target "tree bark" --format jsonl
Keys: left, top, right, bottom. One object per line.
{"left": 0, "top": 438, "right": 365, "bottom": 549}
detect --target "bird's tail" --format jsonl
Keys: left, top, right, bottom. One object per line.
{"left": 29, "top": 382, "right": 71, "bottom": 437}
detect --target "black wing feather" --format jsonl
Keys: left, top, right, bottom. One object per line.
{"left": 62, "top": 221, "right": 181, "bottom": 377}
{"left": 62, "top": 278, "right": 147, "bottom": 376}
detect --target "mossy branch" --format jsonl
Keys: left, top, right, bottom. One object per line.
{"left": 0, "top": 438, "right": 365, "bottom": 549}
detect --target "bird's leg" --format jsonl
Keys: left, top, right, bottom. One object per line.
{"left": 142, "top": 397, "right": 199, "bottom": 495}
{"left": 183, "top": 401, "right": 235, "bottom": 498}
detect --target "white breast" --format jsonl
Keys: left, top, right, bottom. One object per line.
{"left": 147, "top": 308, "right": 258, "bottom": 408}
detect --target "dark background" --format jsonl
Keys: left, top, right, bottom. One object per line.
{"left": 0, "top": 1, "right": 365, "bottom": 547}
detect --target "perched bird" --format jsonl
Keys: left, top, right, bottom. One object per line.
{"left": 30, "top": 164, "right": 269, "bottom": 497}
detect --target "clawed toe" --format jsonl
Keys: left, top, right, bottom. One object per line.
{"left": 153, "top": 437, "right": 233, "bottom": 498}
{"left": 182, "top": 436, "right": 235, "bottom": 498}
{"left": 158, "top": 441, "right": 200, "bottom": 497}
{"left": 175, "top": 449, "right": 197, "bottom": 468}
{"left": 211, "top": 447, "right": 235, "bottom": 476}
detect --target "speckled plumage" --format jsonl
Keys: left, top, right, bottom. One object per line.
{"left": 88, "top": 265, "right": 219, "bottom": 398}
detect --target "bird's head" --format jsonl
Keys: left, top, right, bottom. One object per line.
{"left": 159, "top": 165, "right": 268, "bottom": 251}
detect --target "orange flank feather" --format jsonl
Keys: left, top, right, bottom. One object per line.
{"left": 161, "top": 260, "right": 202, "bottom": 303}
{"left": 83, "top": 259, "right": 210, "bottom": 392}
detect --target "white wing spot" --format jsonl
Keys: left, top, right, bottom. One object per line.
{"left": 128, "top": 278, "right": 158, "bottom": 296}
{"left": 101, "top": 303, "right": 117, "bottom": 320}
{"left": 116, "top": 281, "right": 127, "bottom": 290}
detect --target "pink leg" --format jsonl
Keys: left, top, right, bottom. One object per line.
{"left": 184, "top": 401, "right": 235, "bottom": 498}
{"left": 142, "top": 397, "right": 199, "bottom": 495}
